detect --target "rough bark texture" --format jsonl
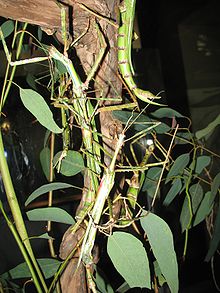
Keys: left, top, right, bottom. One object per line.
{"left": 69, "top": 0, "right": 123, "bottom": 165}
{"left": 59, "top": 226, "right": 87, "bottom": 293}
{"left": 0, "top": 0, "right": 63, "bottom": 31}
{"left": 0, "top": 0, "right": 122, "bottom": 291}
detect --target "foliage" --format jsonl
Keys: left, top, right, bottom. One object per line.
{"left": 0, "top": 16, "right": 219, "bottom": 293}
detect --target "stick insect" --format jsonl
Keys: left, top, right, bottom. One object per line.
{"left": 118, "top": 0, "right": 165, "bottom": 106}
{"left": 78, "top": 108, "right": 172, "bottom": 259}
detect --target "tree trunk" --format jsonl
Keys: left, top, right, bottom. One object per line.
{"left": 0, "top": 0, "right": 122, "bottom": 291}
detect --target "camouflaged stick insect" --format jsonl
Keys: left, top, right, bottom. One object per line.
{"left": 118, "top": 0, "right": 165, "bottom": 106}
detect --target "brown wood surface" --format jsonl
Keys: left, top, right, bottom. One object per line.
{"left": 0, "top": 0, "right": 63, "bottom": 31}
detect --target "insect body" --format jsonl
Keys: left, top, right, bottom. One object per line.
{"left": 118, "top": 0, "right": 164, "bottom": 106}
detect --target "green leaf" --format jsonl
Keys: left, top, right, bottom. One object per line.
{"left": 43, "top": 129, "right": 51, "bottom": 147}
{"left": 193, "top": 192, "right": 213, "bottom": 226}
{"left": 112, "top": 111, "right": 143, "bottom": 124}
{"left": 0, "top": 20, "right": 14, "bottom": 40}
{"left": 153, "top": 261, "right": 166, "bottom": 287}
{"left": 196, "top": 114, "right": 220, "bottom": 140}
{"left": 28, "top": 232, "right": 54, "bottom": 241}
{"left": 27, "top": 207, "right": 75, "bottom": 225}
{"left": 166, "top": 153, "right": 190, "bottom": 183}
{"left": 180, "top": 196, "right": 191, "bottom": 232}
{"left": 151, "top": 107, "right": 184, "bottom": 118}
{"left": 142, "top": 167, "right": 162, "bottom": 198}
{"left": 180, "top": 183, "right": 203, "bottom": 232}
{"left": 163, "top": 178, "right": 182, "bottom": 206}
{"left": 112, "top": 110, "right": 170, "bottom": 134}
{"left": 36, "top": 233, "right": 54, "bottom": 240}
{"left": 107, "top": 232, "right": 151, "bottom": 289}
{"left": 54, "top": 59, "right": 68, "bottom": 75}
{"left": 1, "top": 258, "right": 61, "bottom": 280}
{"left": 211, "top": 172, "right": 220, "bottom": 203}
{"left": 94, "top": 267, "right": 114, "bottom": 293}
{"left": 190, "top": 183, "right": 203, "bottom": 214}
{"left": 174, "top": 132, "right": 193, "bottom": 144}
{"left": 37, "top": 27, "right": 43, "bottom": 42}
{"left": 154, "top": 123, "right": 170, "bottom": 134}
{"left": 40, "top": 147, "right": 51, "bottom": 180}
{"left": 26, "top": 73, "right": 37, "bottom": 90}
{"left": 140, "top": 212, "right": 178, "bottom": 293}
{"left": 54, "top": 150, "right": 85, "bottom": 176}
{"left": 116, "top": 282, "right": 130, "bottom": 293}
{"left": 25, "top": 182, "right": 77, "bottom": 206}
{"left": 190, "top": 155, "right": 211, "bottom": 174}
{"left": 19, "top": 88, "right": 62, "bottom": 133}
{"left": 205, "top": 203, "right": 220, "bottom": 261}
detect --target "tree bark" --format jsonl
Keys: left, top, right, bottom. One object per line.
{"left": 0, "top": 0, "right": 63, "bottom": 31}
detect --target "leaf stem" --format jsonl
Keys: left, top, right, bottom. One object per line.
{"left": 0, "top": 131, "right": 48, "bottom": 291}
{"left": 0, "top": 22, "right": 28, "bottom": 111}
{"left": 0, "top": 201, "right": 42, "bottom": 293}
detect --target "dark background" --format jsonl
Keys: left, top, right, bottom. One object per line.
{"left": 134, "top": 0, "right": 220, "bottom": 292}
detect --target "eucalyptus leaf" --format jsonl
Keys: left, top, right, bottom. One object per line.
{"left": 180, "top": 183, "right": 203, "bottom": 232}
{"left": 19, "top": 88, "right": 62, "bottom": 133}
{"left": 54, "top": 59, "right": 68, "bottom": 75}
{"left": 94, "top": 267, "right": 114, "bottom": 293}
{"left": 196, "top": 114, "right": 220, "bottom": 140}
{"left": 180, "top": 196, "right": 191, "bottom": 232}
{"left": 0, "top": 20, "right": 14, "bottom": 40}
{"left": 142, "top": 167, "right": 162, "bottom": 198}
{"left": 140, "top": 211, "right": 178, "bottom": 293}
{"left": 27, "top": 207, "right": 75, "bottom": 225}
{"left": 153, "top": 261, "right": 166, "bottom": 287}
{"left": 25, "top": 182, "right": 78, "bottom": 206}
{"left": 112, "top": 111, "right": 145, "bottom": 125}
{"left": 155, "top": 123, "right": 170, "bottom": 134}
{"left": 40, "top": 147, "right": 51, "bottom": 181}
{"left": 151, "top": 107, "right": 184, "bottom": 118}
{"left": 107, "top": 232, "right": 151, "bottom": 289}
{"left": 54, "top": 150, "right": 85, "bottom": 176}
{"left": 26, "top": 73, "right": 37, "bottom": 90}
{"left": 205, "top": 203, "right": 220, "bottom": 261}
{"left": 211, "top": 172, "right": 220, "bottom": 203}
{"left": 35, "top": 233, "right": 54, "bottom": 240}
{"left": 166, "top": 153, "right": 190, "bottom": 183}
{"left": 116, "top": 282, "right": 130, "bottom": 293}
{"left": 1, "top": 258, "right": 61, "bottom": 280}
{"left": 163, "top": 178, "right": 182, "bottom": 206}
{"left": 193, "top": 192, "right": 213, "bottom": 227}
{"left": 112, "top": 110, "right": 169, "bottom": 134}
{"left": 174, "top": 132, "right": 193, "bottom": 144}
{"left": 28, "top": 232, "right": 54, "bottom": 241}
{"left": 43, "top": 129, "right": 51, "bottom": 147}
{"left": 190, "top": 183, "right": 203, "bottom": 214}
{"left": 190, "top": 155, "right": 211, "bottom": 174}
{"left": 37, "top": 27, "right": 43, "bottom": 42}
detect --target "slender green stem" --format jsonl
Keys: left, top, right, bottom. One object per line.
{"left": 183, "top": 144, "right": 197, "bottom": 257}
{"left": 0, "top": 201, "right": 42, "bottom": 293}
{"left": 0, "top": 22, "right": 28, "bottom": 110}
{"left": 0, "top": 131, "right": 48, "bottom": 292}
{"left": 47, "top": 132, "right": 56, "bottom": 255}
